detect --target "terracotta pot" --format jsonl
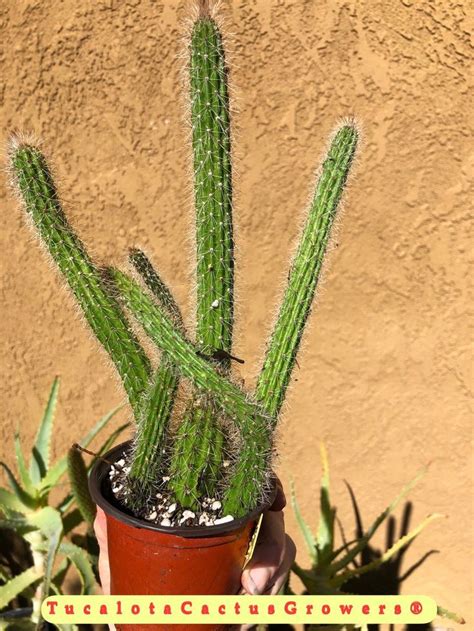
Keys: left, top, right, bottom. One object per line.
{"left": 89, "top": 442, "right": 275, "bottom": 631}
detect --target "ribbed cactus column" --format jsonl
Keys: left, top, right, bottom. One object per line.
{"left": 169, "top": 4, "right": 234, "bottom": 506}
{"left": 110, "top": 268, "right": 271, "bottom": 516}
{"left": 255, "top": 125, "right": 358, "bottom": 419}
{"left": 125, "top": 250, "right": 184, "bottom": 503}
{"left": 223, "top": 124, "right": 358, "bottom": 512}
{"left": 9, "top": 143, "right": 151, "bottom": 414}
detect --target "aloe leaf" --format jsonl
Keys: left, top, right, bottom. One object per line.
{"left": 291, "top": 562, "right": 341, "bottom": 596}
{"left": 316, "top": 444, "right": 335, "bottom": 565}
{"left": 0, "top": 567, "right": 40, "bottom": 609}
{"left": 51, "top": 557, "right": 70, "bottom": 594}
{"left": 59, "top": 542, "right": 96, "bottom": 595}
{"left": 329, "top": 466, "right": 427, "bottom": 574}
{"left": 29, "top": 378, "right": 60, "bottom": 484}
{"left": 14, "top": 435, "right": 35, "bottom": 496}
{"left": 0, "top": 463, "right": 36, "bottom": 510}
{"left": 28, "top": 507, "right": 63, "bottom": 600}
{"left": 290, "top": 481, "right": 316, "bottom": 563}
{"left": 331, "top": 513, "right": 443, "bottom": 587}
{"left": 0, "top": 489, "right": 26, "bottom": 516}
{"left": 437, "top": 605, "right": 465, "bottom": 624}
{"left": 96, "top": 421, "right": 130, "bottom": 456}
{"left": 39, "top": 404, "right": 122, "bottom": 493}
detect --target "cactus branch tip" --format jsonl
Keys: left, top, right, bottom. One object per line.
{"left": 198, "top": 0, "right": 211, "bottom": 18}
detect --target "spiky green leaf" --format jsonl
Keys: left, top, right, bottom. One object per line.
{"left": 14, "top": 435, "right": 35, "bottom": 496}
{"left": 59, "top": 542, "right": 96, "bottom": 595}
{"left": 39, "top": 405, "right": 122, "bottom": 494}
{"left": 29, "top": 377, "right": 60, "bottom": 484}
{"left": 0, "top": 463, "right": 36, "bottom": 510}
{"left": 316, "top": 444, "right": 335, "bottom": 565}
{"left": 290, "top": 481, "right": 316, "bottom": 564}
{"left": 329, "top": 466, "right": 427, "bottom": 574}
{"left": 0, "top": 567, "right": 40, "bottom": 609}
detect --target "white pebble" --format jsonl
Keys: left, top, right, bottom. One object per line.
{"left": 156, "top": 493, "right": 163, "bottom": 499}
{"left": 167, "top": 503, "right": 177, "bottom": 513}
{"left": 211, "top": 500, "right": 222, "bottom": 511}
{"left": 214, "top": 515, "right": 234, "bottom": 525}
{"left": 211, "top": 299, "right": 219, "bottom": 308}
{"left": 199, "top": 513, "right": 210, "bottom": 525}
{"left": 145, "top": 511, "right": 157, "bottom": 521}
{"left": 160, "top": 518, "right": 171, "bottom": 527}
{"left": 112, "top": 484, "right": 123, "bottom": 493}
{"left": 116, "top": 459, "right": 125, "bottom": 467}
{"left": 223, "top": 460, "right": 231, "bottom": 468}
{"left": 179, "top": 510, "right": 195, "bottom": 525}
{"left": 162, "top": 476, "right": 171, "bottom": 482}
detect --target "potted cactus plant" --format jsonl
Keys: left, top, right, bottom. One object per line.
{"left": 8, "top": 0, "right": 358, "bottom": 609}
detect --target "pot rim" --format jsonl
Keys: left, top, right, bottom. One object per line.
{"left": 88, "top": 441, "right": 276, "bottom": 539}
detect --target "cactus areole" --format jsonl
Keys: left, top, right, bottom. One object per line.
{"left": 10, "top": 0, "right": 358, "bottom": 581}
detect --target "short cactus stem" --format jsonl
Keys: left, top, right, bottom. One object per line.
{"left": 126, "top": 249, "right": 184, "bottom": 500}
{"left": 110, "top": 267, "right": 272, "bottom": 516}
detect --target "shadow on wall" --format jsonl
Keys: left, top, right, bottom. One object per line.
{"left": 342, "top": 488, "right": 437, "bottom": 631}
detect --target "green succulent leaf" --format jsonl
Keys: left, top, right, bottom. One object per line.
{"left": 331, "top": 513, "right": 443, "bottom": 588}
{"left": 96, "top": 421, "right": 130, "bottom": 457}
{"left": 29, "top": 378, "right": 60, "bottom": 484}
{"left": 437, "top": 605, "right": 465, "bottom": 625}
{"left": 59, "top": 542, "right": 96, "bottom": 595}
{"left": 329, "top": 466, "right": 427, "bottom": 574}
{"left": 14, "top": 434, "right": 35, "bottom": 496}
{"left": 0, "top": 488, "right": 26, "bottom": 516}
{"left": 27, "top": 507, "right": 63, "bottom": 611}
{"left": 0, "top": 463, "right": 36, "bottom": 510}
{"left": 39, "top": 405, "right": 122, "bottom": 495}
{"left": 0, "top": 567, "right": 40, "bottom": 610}
{"left": 290, "top": 481, "right": 316, "bottom": 564}
{"left": 316, "top": 444, "right": 335, "bottom": 566}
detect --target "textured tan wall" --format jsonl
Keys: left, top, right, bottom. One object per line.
{"left": 1, "top": 0, "right": 472, "bottom": 623}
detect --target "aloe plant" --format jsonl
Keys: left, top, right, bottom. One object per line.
{"left": 9, "top": 3, "right": 358, "bottom": 517}
{"left": 289, "top": 446, "right": 465, "bottom": 629}
{"left": 0, "top": 378, "right": 123, "bottom": 629}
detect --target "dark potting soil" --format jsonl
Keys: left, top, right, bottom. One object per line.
{"left": 108, "top": 458, "right": 235, "bottom": 529}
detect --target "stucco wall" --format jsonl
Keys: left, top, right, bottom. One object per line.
{"left": 1, "top": 0, "right": 471, "bottom": 623}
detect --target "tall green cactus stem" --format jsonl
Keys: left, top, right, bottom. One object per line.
{"left": 126, "top": 250, "right": 184, "bottom": 501}
{"left": 255, "top": 125, "right": 358, "bottom": 419}
{"left": 9, "top": 143, "right": 151, "bottom": 414}
{"left": 110, "top": 268, "right": 272, "bottom": 515}
{"left": 169, "top": 10, "right": 235, "bottom": 504}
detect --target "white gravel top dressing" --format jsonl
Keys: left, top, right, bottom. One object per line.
{"left": 108, "top": 463, "right": 235, "bottom": 528}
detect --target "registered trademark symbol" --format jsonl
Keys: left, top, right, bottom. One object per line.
{"left": 410, "top": 601, "right": 423, "bottom": 614}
